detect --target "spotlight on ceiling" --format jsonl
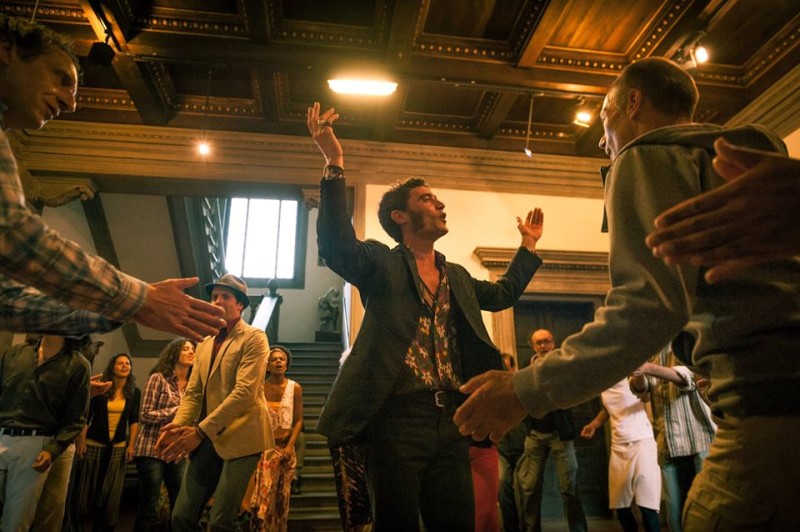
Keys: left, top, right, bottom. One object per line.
{"left": 196, "top": 141, "right": 211, "bottom": 157}
{"left": 675, "top": 32, "right": 710, "bottom": 70}
{"left": 573, "top": 110, "right": 593, "bottom": 128}
{"left": 328, "top": 79, "right": 398, "bottom": 96}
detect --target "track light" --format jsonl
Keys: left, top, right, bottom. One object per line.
{"left": 675, "top": 32, "right": 710, "bottom": 70}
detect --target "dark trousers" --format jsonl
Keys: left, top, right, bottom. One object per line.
{"left": 134, "top": 456, "right": 187, "bottom": 530}
{"left": 364, "top": 392, "right": 475, "bottom": 532}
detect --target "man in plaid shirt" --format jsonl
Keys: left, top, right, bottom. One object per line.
{"left": 0, "top": 15, "right": 224, "bottom": 339}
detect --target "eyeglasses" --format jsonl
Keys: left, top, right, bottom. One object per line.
{"left": 533, "top": 339, "right": 554, "bottom": 346}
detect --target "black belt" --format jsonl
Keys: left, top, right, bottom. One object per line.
{"left": 392, "top": 390, "right": 467, "bottom": 410}
{"left": 0, "top": 427, "right": 55, "bottom": 437}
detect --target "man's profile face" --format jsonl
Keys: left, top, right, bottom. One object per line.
{"left": 0, "top": 44, "right": 78, "bottom": 130}
{"left": 598, "top": 87, "right": 634, "bottom": 163}
{"left": 401, "top": 186, "right": 448, "bottom": 239}
{"left": 531, "top": 330, "right": 555, "bottom": 357}
{"left": 211, "top": 287, "right": 244, "bottom": 323}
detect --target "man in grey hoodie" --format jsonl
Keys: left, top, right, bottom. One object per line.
{"left": 455, "top": 57, "right": 800, "bottom": 530}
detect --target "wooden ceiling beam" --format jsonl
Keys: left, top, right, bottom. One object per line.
{"left": 516, "top": 0, "right": 571, "bottom": 68}
{"left": 79, "top": 0, "right": 175, "bottom": 125}
{"left": 477, "top": 91, "right": 520, "bottom": 139}
{"left": 373, "top": 0, "right": 425, "bottom": 141}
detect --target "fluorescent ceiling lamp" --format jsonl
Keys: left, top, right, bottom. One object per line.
{"left": 328, "top": 79, "right": 398, "bottom": 96}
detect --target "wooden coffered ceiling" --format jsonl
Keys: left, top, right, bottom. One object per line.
{"left": 5, "top": 0, "right": 800, "bottom": 159}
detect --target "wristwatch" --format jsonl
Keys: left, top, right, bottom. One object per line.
{"left": 323, "top": 164, "right": 345, "bottom": 180}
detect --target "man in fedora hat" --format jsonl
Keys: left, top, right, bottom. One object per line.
{"left": 157, "top": 274, "right": 273, "bottom": 531}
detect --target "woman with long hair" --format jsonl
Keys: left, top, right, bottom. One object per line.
{"left": 247, "top": 345, "right": 304, "bottom": 531}
{"left": 74, "top": 352, "right": 141, "bottom": 531}
{"left": 133, "top": 338, "right": 195, "bottom": 531}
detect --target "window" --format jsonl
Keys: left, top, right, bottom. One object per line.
{"left": 224, "top": 196, "right": 306, "bottom": 288}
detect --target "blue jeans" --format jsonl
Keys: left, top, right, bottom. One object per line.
{"left": 515, "top": 431, "right": 587, "bottom": 532}
{"left": 135, "top": 456, "right": 187, "bottom": 530}
{"left": 171, "top": 438, "right": 260, "bottom": 532}
{"left": 661, "top": 451, "right": 706, "bottom": 532}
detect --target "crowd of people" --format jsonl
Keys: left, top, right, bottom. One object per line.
{"left": 0, "top": 10, "right": 797, "bottom": 532}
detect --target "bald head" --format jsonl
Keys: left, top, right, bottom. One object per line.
{"left": 530, "top": 329, "right": 555, "bottom": 357}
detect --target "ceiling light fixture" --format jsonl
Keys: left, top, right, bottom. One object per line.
{"left": 327, "top": 79, "right": 398, "bottom": 96}
{"left": 524, "top": 94, "right": 534, "bottom": 158}
{"left": 573, "top": 111, "right": 593, "bottom": 128}
{"left": 675, "top": 31, "right": 710, "bottom": 70}
{"left": 196, "top": 69, "right": 213, "bottom": 157}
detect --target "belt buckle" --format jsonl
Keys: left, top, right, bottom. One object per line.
{"left": 434, "top": 390, "right": 447, "bottom": 408}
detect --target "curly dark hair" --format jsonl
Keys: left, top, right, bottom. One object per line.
{"left": 266, "top": 344, "right": 293, "bottom": 377}
{"left": 150, "top": 338, "right": 195, "bottom": 378}
{"left": 0, "top": 14, "right": 78, "bottom": 68}
{"left": 378, "top": 177, "right": 428, "bottom": 244}
{"left": 102, "top": 353, "right": 137, "bottom": 400}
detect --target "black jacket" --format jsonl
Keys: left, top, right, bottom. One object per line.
{"left": 316, "top": 177, "right": 541, "bottom": 444}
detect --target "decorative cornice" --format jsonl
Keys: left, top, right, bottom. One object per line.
{"left": 135, "top": 4, "right": 249, "bottom": 37}
{"left": 475, "top": 247, "right": 609, "bottom": 295}
{"left": 1, "top": 2, "right": 84, "bottom": 22}
{"left": 76, "top": 89, "right": 137, "bottom": 110}
{"left": 726, "top": 61, "right": 800, "bottom": 137}
{"left": 25, "top": 176, "right": 98, "bottom": 208}
{"left": 11, "top": 120, "right": 605, "bottom": 198}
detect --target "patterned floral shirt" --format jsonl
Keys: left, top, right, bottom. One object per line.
{"left": 394, "top": 251, "right": 461, "bottom": 394}
{"left": 0, "top": 121, "right": 146, "bottom": 334}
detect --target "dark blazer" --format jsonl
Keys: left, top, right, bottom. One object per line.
{"left": 316, "top": 178, "right": 542, "bottom": 444}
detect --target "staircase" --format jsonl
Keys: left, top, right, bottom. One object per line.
{"left": 284, "top": 341, "right": 344, "bottom": 531}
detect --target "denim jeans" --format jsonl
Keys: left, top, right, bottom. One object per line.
{"left": 135, "top": 456, "right": 188, "bottom": 529}
{"left": 171, "top": 438, "right": 260, "bottom": 532}
{"left": 661, "top": 450, "right": 706, "bottom": 532}
{"left": 515, "top": 431, "right": 587, "bottom": 532}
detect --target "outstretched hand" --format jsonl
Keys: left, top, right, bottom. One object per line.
{"left": 517, "top": 208, "right": 544, "bottom": 252}
{"left": 454, "top": 370, "right": 528, "bottom": 442}
{"left": 646, "top": 138, "right": 800, "bottom": 283}
{"left": 307, "top": 102, "right": 344, "bottom": 167}
{"left": 133, "top": 277, "right": 225, "bottom": 343}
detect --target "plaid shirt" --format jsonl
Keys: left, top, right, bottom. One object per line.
{"left": 133, "top": 372, "right": 183, "bottom": 458}
{"left": 0, "top": 126, "right": 146, "bottom": 334}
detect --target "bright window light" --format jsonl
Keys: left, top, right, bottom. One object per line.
{"left": 225, "top": 197, "right": 299, "bottom": 280}
{"left": 328, "top": 79, "right": 398, "bottom": 96}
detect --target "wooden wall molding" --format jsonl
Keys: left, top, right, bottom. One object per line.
{"left": 11, "top": 121, "right": 605, "bottom": 199}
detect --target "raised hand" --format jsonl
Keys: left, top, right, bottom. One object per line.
{"left": 307, "top": 102, "right": 344, "bottom": 167}
{"left": 517, "top": 208, "right": 544, "bottom": 251}
{"left": 133, "top": 278, "right": 225, "bottom": 343}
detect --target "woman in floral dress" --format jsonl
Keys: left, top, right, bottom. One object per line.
{"left": 248, "top": 345, "right": 304, "bottom": 531}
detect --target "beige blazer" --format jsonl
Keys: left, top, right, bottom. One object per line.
{"left": 174, "top": 319, "right": 273, "bottom": 459}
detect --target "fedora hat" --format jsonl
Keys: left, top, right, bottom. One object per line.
{"left": 205, "top": 274, "right": 250, "bottom": 309}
